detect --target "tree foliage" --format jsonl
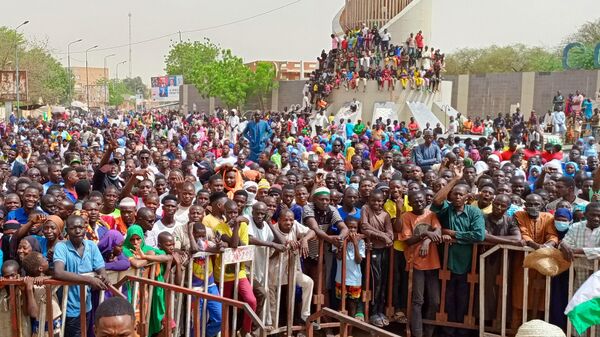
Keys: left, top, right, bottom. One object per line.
{"left": 96, "top": 78, "right": 133, "bottom": 107}
{"left": 444, "top": 44, "right": 562, "bottom": 75}
{"left": 248, "top": 62, "right": 278, "bottom": 110}
{"left": 0, "top": 27, "right": 72, "bottom": 105}
{"left": 565, "top": 18, "right": 600, "bottom": 45}
{"left": 122, "top": 76, "right": 148, "bottom": 98}
{"left": 164, "top": 39, "right": 278, "bottom": 109}
{"left": 446, "top": 18, "right": 600, "bottom": 74}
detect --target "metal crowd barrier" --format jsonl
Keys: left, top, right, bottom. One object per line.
{"left": 394, "top": 242, "right": 600, "bottom": 337}
{"left": 479, "top": 244, "right": 600, "bottom": 337}
{"left": 1, "top": 241, "right": 405, "bottom": 337}
{"left": 1, "top": 274, "right": 125, "bottom": 337}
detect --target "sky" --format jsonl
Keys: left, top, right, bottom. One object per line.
{"left": 5, "top": 0, "right": 600, "bottom": 85}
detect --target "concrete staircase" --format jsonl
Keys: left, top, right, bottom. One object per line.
{"left": 326, "top": 81, "right": 441, "bottom": 125}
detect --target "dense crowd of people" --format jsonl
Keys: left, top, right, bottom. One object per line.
{"left": 1, "top": 98, "right": 600, "bottom": 337}
{"left": 302, "top": 26, "right": 445, "bottom": 112}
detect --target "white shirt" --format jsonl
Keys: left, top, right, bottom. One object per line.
{"left": 174, "top": 205, "right": 191, "bottom": 225}
{"left": 215, "top": 155, "right": 237, "bottom": 169}
{"left": 381, "top": 31, "right": 392, "bottom": 42}
{"left": 270, "top": 221, "right": 310, "bottom": 285}
{"left": 447, "top": 120, "right": 459, "bottom": 134}
{"left": 146, "top": 219, "right": 183, "bottom": 248}
{"left": 316, "top": 115, "right": 328, "bottom": 128}
{"left": 248, "top": 218, "right": 275, "bottom": 285}
{"left": 228, "top": 115, "right": 240, "bottom": 130}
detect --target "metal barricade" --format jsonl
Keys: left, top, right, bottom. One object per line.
{"left": 478, "top": 244, "right": 600, "bottom": 337}
{"left": 1, "top": 276, "right": 124, "bottom": 337}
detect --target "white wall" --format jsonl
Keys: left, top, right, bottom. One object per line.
{"left": 382, "top": 0, "right": 433, "bottom": 49}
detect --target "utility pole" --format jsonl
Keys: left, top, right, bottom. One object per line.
{"left": 14, "top": 20, "right": 29, "bottom": 118}
{"left": 116, "top": 61, "right": 127, "bottom": 81}
{"left": 103, "top": 54, "right": 115, "bottom": 110}
{"left": 67, "top": 38, "right": 83, "bottom": 105}
{"left": 128, "top": 13, "right": 132, "bottom": 78}
{"left": 85, "top": 45, "right": 99, "bottom": 112}
{"left": 178, "top": 31, "right": 182, "bottom": 42}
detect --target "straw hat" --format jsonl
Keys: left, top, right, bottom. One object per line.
{"left": 515, "top": 319, "right": 565, "bottom": 337}
{"left": 523, "top": 247, "right": 571, "bottom": 277}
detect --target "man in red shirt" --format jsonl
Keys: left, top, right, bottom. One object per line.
{"left": 415, "top": 30, "right": 424, "bottom": 51}
{"left": 523, "top": 141, "right": 541, "bottom": 160}
{"left": 540, "top": 143, "right": 564, "bottom": 164}
{"left": 500, "top": 140, "right": 518, "bottom": 161}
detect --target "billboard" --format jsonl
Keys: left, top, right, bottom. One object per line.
{"left": 0, "top": 71, "right": 28, "bottom": 101}
{"left": 150, "top": 75, "right": 183, "bottom": 102}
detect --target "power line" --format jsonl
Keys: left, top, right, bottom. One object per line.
{"left": 53, "top": 0, "right": 302, "bottom": 55}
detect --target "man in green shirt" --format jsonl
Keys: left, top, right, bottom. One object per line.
{"left": 430, "top": 166, "right": 485, "bottom": 337}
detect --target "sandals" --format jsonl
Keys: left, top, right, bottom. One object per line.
{"left": 393, "top": 311, "right": 408, "bottom": 324}
{"left": 370, "top": 315, "right": 384, "bottom": 328}
{"left": 380, "top": 313, "right": 390, "bottom": 326}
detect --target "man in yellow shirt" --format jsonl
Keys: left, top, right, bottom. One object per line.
{"left": 214, "top": 199, "right": 256, "bottom": 336}
{"left": 386, "top": 179, "right": 411, "bottom": 323}
{"left": 202, "top": 192, "right": 228, "bottom": 230}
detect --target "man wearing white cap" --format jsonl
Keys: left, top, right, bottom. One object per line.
{"left": 302, "top": 186, "right": 348, "bottom": 336}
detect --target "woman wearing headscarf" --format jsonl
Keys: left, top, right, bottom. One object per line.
{"left": 220, "top": 167, "right": 244, "bottom": 199}
{"left": 97, "top": 230, "right": 130, "bottom": 271}
{"left": 243, "top": 181, "right": 258, "bottom": 216}
{"left": 528, "top": 165, "right": 542, "bottom": 191}
{"left": 16, "top": 235, "right": 42, "bottom": 263}
{"left": 11, "top": 215, "right": 63, "bottom": 262}
{"left": 123, "top": 225, "right": 171, "bottom": 337}
{"left": 469, "top": 148, "right": 481, "bottom": 162}
{"left": 549, "top": 208, "right": 573, "bottom": 330}
{"left": 564, "top": 162, "right": 579, "bottom": 178}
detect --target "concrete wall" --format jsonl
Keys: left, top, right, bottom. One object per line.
{"left": 466, "top": 72, "right": 522, "bottom": 119}
{"left": 276, "top": 80, "right": 305, "bottom": 111}
{"left": 447, "top": 70, "right": 600, "bottom": 120}
{"left": 532, "top": 70, "right": 599, "bottom": 113}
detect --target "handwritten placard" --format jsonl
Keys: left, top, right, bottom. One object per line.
{"left": 222, "top": 246, "right": 255, "bottom": 264}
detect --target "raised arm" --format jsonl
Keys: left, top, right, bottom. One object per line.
{"left": 432, "top": 166, "right": 462, "bottom": 207}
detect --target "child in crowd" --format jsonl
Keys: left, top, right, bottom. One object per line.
{"left": 0, "top": 260, "right": 30, "bottom": 336}
{"left": 360, "top": 190, "right": 393, "bottom": 327}
{"left": 333, "top": 216, "right": 365, "bottom": 321}
{"left": 22, "top": 252, "right": 62, "bottom": 337}
{"left": 188, "top": 221, "right": 223, "bottom": 337}
{"left": 269, "top": 209, "right": 315, "bottom": 325}
{"left": 214, "top": 200, "right": 257, "bottom": 337}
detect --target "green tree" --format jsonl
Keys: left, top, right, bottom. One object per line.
{"left": 164, "top": 39, "right": 220, "bottom": 87}
{"left": 562, "top": 18, "right": 600, "bottom": 70}
{"left": 565, "top": 18, "right": 600, "bottom": 45}
{"left": 444, "top": 44, "right": 562, "bottom": 75}
{"left": 122, "top": 76, "right": 148, "bottom": 98}
{"left": 248, "top": 61, "right": 278, "bottom": 110}
{"left": 0, "top": 27, "right": 72, "bottom": 105}
{"left": 164, "top": 39, "right": 253, "bottom": 108}
{"left": 97, "top": 78, "right": 132, "bottom": 107}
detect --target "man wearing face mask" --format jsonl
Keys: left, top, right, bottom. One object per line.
{"left": 511, "top": 193, "right": 559, "bottom": 327}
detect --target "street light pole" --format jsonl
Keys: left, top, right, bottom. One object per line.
{"left": 14, "top": 20, "right": 29, "bottom": 119}
{"left": 103, "top": 54, "right": 115, "bottom": 110}
{"left": 85, "top": 45, "right": 98, "bottom": 112}
{"left": 67, "top": 38, "right": 83, "bottom": 106}
{"left": 115, "top": 61, "right": 127, "bottom": 81}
